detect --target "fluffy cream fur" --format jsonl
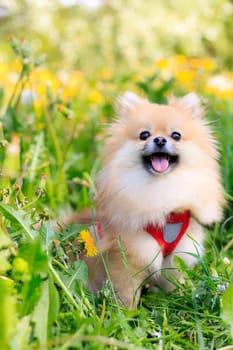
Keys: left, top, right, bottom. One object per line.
{"left": 86, "top": 92, "right": 225, "bottom": 308}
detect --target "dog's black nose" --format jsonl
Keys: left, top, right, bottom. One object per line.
{"left": 154, "top": 136, "right": 167, "bottom": 147}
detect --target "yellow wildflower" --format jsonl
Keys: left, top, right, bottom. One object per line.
{"left": 62, "top": 70, "right": 84, "bottom": 100}
{"left": 30, "top": 68, "right": 61, "bottom": 96}
{"left": 0, "top": 62, "right": 8, "bottom": 81}
{"left": 154, "top": 58, "right": 170, "bottom": 70}
{"left": 188, "top": 57, "right": 216, "bottom": 71}
{"left": 175, "top": 69, "right": 197, "bottom": 83}
{"left": 88, "top": 90, "right": 104, "bottom": 105}
{"left": 78, "top": 230, "right": 98, "bottom": 257}
{"left": 173, "top": 55, "right": 188, "bottom": 67}
{"left": 200, "top": 58, "right": 216, "bottom": 71}
{"left": 11, "top": 59, "right": 22, "bottom": 73}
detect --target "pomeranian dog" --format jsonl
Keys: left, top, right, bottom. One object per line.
{"left": 83, "top": 91, "right": 225, "bottom": 309}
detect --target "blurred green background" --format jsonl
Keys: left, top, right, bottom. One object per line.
{"left": 1, "top": 0, "right": 233, "bottom": 73}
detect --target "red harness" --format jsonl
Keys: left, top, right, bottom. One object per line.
{"left": 144, "top": 210, "right": 190, "bottom": 257}
{"left": 96, "top": 210, "right": 190, "bottom": 258}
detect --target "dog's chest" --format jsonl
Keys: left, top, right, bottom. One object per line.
{"left": 144, "top": 210, "right": 190, "bottom": 257}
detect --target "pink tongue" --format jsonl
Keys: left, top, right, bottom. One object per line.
{"left": 151, "top": 156, "right": 169, "bottom": 173}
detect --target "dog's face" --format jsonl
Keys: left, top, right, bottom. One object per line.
{"left": 105, "top": 91, "right": 218, "bottom": 178}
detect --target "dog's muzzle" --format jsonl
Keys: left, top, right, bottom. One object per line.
{"left": 142, "top": 137, "right": 179, "bottom": 174}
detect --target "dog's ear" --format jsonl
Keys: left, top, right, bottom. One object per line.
{"left": 116, "top": 91, "right": 146, "bottom": 118}
{"left": 169, "top": 92, "right": 204, "bottom": 119}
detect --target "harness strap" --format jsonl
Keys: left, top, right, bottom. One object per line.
{"left": 144, "top": 210, "right": 190, "bottom": 257}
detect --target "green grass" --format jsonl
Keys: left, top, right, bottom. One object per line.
{"left": 0, "top": 38, "right": 233, "bottom": 350}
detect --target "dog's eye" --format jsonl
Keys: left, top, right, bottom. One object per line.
{"left": 139, "top": 131, "right": 151, "bottom": 140}
{"left": 171, "top": 131, "right": 181, "bottom": 141}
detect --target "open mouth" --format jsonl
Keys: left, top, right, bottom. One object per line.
{"left": 142, "top": 152, "right": 179, "bottom": 174}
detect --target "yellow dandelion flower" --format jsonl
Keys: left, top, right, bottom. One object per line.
{"left": 0, "top": 62, "right": 9, "bottom": 80}
{"left": 62, "top": 70, "right": 84, "bottom": 100}
{"left": 88, "top": 90, "right": 104, "bottom": 105}
{"left": 188, "top": 57, "right": 216, "bottom": 71}
{"left": 188, "top": 58, "right": 201, "bottom": 69}
{"left": 201, "top": 58, "right": 216, "bottom": 71}
{"left": 154, "top": 58, "right": 170, "bottom": 70}
{"left": 11, "top": 59, "right": 22, "bottom": 73}
{"left": 175, "top": 69, "right": 197, "bottom": 83}
{"left": 30, "top": 68, "right": 61, "bottom": 96}
{"left": 173, "top": 55, "right": 188, "bottom": 66}
{"left": 78, "top": 230, "right": 98, "bottom": 257}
